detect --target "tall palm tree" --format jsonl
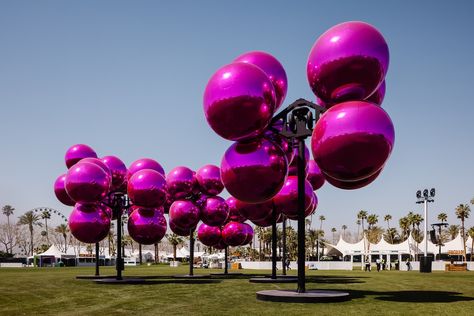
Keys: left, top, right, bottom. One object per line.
{"left": 455, "top": 204, "right": 471, "bottom": 261}
{"left": 384, "top": 214, "right": 393, "bottom": 243}
{"left": 437, "top": 213, "right": 448, "bottom": 223}
{"left": 357, "top": 210, "right": 368, "bottom": 261}
{"left": 54, "top": 224, "right": 69, "bottom": 252}
{"left": 18, "top": 211, "right": 42, "bottom": 256}
{"left": 341, "top": 225, "right": 347, "bottom": 239}
{"left": 41, "top": 210, "right": 51, "bottom": 244}
{"left": 317, "top": 215, "right": 325, "bottom": 260}
{"left": 448, "top": 225, "right": 459, "bottom": 240}
{"left": 412, "top": 213, "right": 424, "bottom": 242}
{"left": 467, "top": 227, "right": 474, "bottom": 262}
{"left": 2, "top": 205, "right": 15, "bottom": 226}
{"left": 331, "top": 227, "right": 337, "bottom": 243}
{"left": 307, "top": 229, "right": 318, "bottom": 257}
{"left": 367, "top": 214, "right": 379, "bottom": 229}
{"left": 356, "top": 219, "right": 361, "bottom": 239}
{"left": 399, "top": 217, "right": 410, "bottom": 239}
{"left": 167, "top": 233, "right": 184, "bottom": 261}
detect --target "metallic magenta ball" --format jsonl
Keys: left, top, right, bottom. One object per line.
{"left": 234, "top": 51, "right": 288, "bottom": 110}
{"left": 203, "top": 62, "right": 276, "bottom": 141}
{"left": 201, "top": 196, "right": 229, "bottom": 227}
{"left": 65, "top": 162, "right": 111, "bottom": 203}
{"left": 166, "top": 166, "right": 197, "bottom": 200}
{"left": 80, "top": 157, "right": 111, "bottom": 175}
{"left": 242, "top": 223, "right": 254, "bottom": 245}
{"left": 264, "top": 129, "right": 294, "bottom": 164}
{"left": 127, "top": 158, "right": 165, "bottom": 181}
{"left": 68, "top": 203, "right": 111, "bottom": 243}
{"left": 226, "top": 197, "right": 246, "bottom": 222}
{"left": 54, "top": 173, "right": 75, "bottom": 206}
{"left": 273, "top": 175, "right": 314, "bottom": 219}
{"left": 250, "top": 211, "right": 281, "bottom": 227}
{"left": 326, "top": 169, "right": 382, "bottom": 190}
{"left": 221, "top": 138, "right": 288, "bottom": 203}
{"left": 236, "top": 199, "right": 273, "bottom": 221}
{"left": 101, "top": 156, "right": 127, "bottom": 191}
{"left": 196, "top": 164, "right": 224, "bottom": 196}
{"left": 169, "top": 200, "right": 200, "bottom": 231}
{"left": 288, "top": 143, "right": 310, "bottom": 175}
{"left": 311, "top": 101, "right": 395, "bottom": 182}
{"left": 365, "top": 80, "right": 386, "bottom": 105}
{"left": 307, "top": 21, "right": 389, "bottom": 107}
{"left": 197, "top": 223, "right": 222, "bottom": 247}
{"left": 100, "top": 203, "right": 113, "bottom": 218}
{"left": 64, "top": 144, "right": 97, "bottom": 169}
{"left": 213, "top": 238, "right": 227, "bottom": 250}
{"left": 127, "top": 169, "right": 167, "bottom": 207}
{"left": 169, "top": 218, "right": 194, "bottom": 236}
{"left": 307, "top": 160, "right": 325, "bottom": 191}
{"left": 128, "top": 207, "right": 167, "bottom": 245}
{"left": 193, "top": 193, "right": 209, "bottom": 209}
{"left": 222, "top": 221, "right": 247, "bottom": 246}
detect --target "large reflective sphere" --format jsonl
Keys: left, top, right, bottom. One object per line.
{"left": 307, "top": 21, "right": 389, "bottom": 107}
{"left": 65, "top": 162, "right": 111, "bottom": 203}
{"left": 251, "top": 211, "right": 281, "bottom": 227}
{"left": 203, "top": 62, "right": 276, "bottom": 141}
{"left": 221, "top": 138, "right": 288, "bottom": 203}
{"left": 128, "top": 207, "right": 167, "bottom": 245}
{"left": 365, "top": 80, "right": 386, "bottom": 105}
{"left": 196, "top": 164, "right": 224, "bottom": 196}
{"left": 273, "top": 176, "right": 314, "bottom": 218}
{"left": 307, "top": 160, "right": 325, "bottom": 191}
{"left": 201, "top": 196, "right": 229, "bottom": 227}
{"left": 234, "top": 51, "right": 288, "bottom": 109}
{"left": 213, "top": 238, "right": 227, "bottom": 250}
{"left": 127, "top": 169, "right": 167, "bottom": 207}
{"left": 222, "top": 221, "right": 247, "bottom": 246}
{"left": 169, "top": 200, "right": 200, "bottom": 231}
{"left": 197, "top": 223, "right": 222, "bottom": 247}
{"left": 326, "top": 169, "right": 382, "bottom": 190}
{"left": 65, "top": 144, "right": 97, "bottom": 169}
{"left": 80, "top": 158, "right": 111, "bottom": 176}
{"left": 54, "top": 173, "right": 75, "bottom": 206}
{"left": 169, "top": 219, "right": 193, "bottom": 236}
{"left": 127, "top": 158, "right": 165, "bottom": 181}
{"left": 311, "top": 101, "right": 395, "bottom": 182}
{"left": 101, "top": 156, "right": 127, "bottom": 191}
{"left": 288, "top": 144, "right": 310, "bottom": 175}
{"left": 226, "top": 197, "right": 246, "bottom": 223}
{"left": 69, "top": 203, "right": 111, "bottom": 243}
{"left": 166, "top": 166, "right": 196, "bottom": 200}
{"left": 264, "top": 128, "right": 294, "bottom": 164}
{"left": 236, "top": 199, "right": 273, "bottom": 221}
{"left": 242, "top": 223, "right": 254, "bottom": 245}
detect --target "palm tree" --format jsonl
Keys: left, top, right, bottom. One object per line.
{"left": 384, "top": 214, "right": 393, "bottom": 243}
{"left": 412, "top": 213, "right": 424, "bottom": 243}
{"left": 2, "top": 205, "right": 15, "bottom": 226}
{"left": 437, "top": 213, "right": 448, "bottom": 223}
{"left": 331, "top": 227, "right": 337, "bottom": 243}
{"left": 357, "top": 210, "right": 368, "bottom": 262}
{"left": 448, "top": 225, "right": 459, "bottom": 240}
{"left": 18, "top": 211, "right": 42, "bottom": 256}
{"left": 307, "top": 229, "right": 318, "bottom": 257}
{"left": 356, "top": 219, "right": 361, "bottom": 239}
{"left": 54, "top": 224, "right": 69, "bottom": 252}
{"left": 367, "top": 214, "right": 379, "bottom": 229}
{"left": 41, "top": 210, "right": 51, "bottom": 244}
{"left": 467, "top": 227, "right": 474, "bottom": 262}
{"left": 399, "top": 217, "right": 410, "bottom": 240}
{"left": 316, "top": 215, "right": 325, "bottom": 260}
{"left": 341, "top": 225, "right": 347, "bottom": 239}
{"left": 167, "top": 233, "right": 184, "bottom": 261}
{"left": 455, "top": 204, "right": 471, "bottom": 261}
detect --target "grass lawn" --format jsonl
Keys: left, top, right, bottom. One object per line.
{"left": 1, "top": 265, "right": 473, "bottom": 315}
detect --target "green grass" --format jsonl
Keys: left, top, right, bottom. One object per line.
{"left": 1, "top": 265, "right": 473, "bottom": 315}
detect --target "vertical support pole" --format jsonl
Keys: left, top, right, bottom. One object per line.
{"left": 424, "top": 200, "right": 428, "bottom": 257}
{"left": 116, "top": 196, "right": 123, "bottom": 280}
{"left": 297, "top": 137, "right": 306, "bottom": 293}
{"left": 95, "top": 242, "right": 100, "bottom": 276}
{"left": 139, "top": 244, "right": 142, "bottom": 265}
{"left": 189, "top": 229, "right": 195, "bottom": 276}
{"left": 282, "top": 216, "right": 287, "bottom": 276}
{"left": 224, "top": 246, "right": 228, "bottom": 274}
{"left": 271, "top": 207, "right": 277, "bottom": 279}
{"left": 438, "top": 226, "right": 442, "bottom": 260}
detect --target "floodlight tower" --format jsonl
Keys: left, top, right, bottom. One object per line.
{"left": 416, "top": 188, "right": 435, "bottom": 272}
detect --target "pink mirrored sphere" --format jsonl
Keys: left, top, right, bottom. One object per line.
{"left": 365, "top": 80, "right": 386, "bottom": 105}
{"left": 307, "top": 21, "right": 389, "bottom": 107}
{"left": 197, "top": 223, "right": 222, "bottom": 247}
{"left": 166, "top": 166, "right": 196, "bottom": 200}
{"left": 213, "top": 238, "right": 227, "bottom": 250}
{"left": 64, "top": 144, "right": 97, "bottom": 169}
{"left": 307, "top": 160, "right": 325, "bottom": 191}
{"left": 65, "top": 162, "right": 111, "bottom": 203}
{"left": 264, "top": 129, "right": 294, "bottom": 164}
{"left": 68, "top": 203, "right": 111, "bottom": 243}
{"left": 226, "top": 197, "right": 246, "bottom": 223}
{"left": 288, "top": 143, "right": 310, "bottom": 175}
{"left": 273, "top": 176, "right": 314, "bottom": 218}
{"left": 234, "top": 51, "right": 288, "bottom": 110}
{"left": 196, "top": 164, "right": 224, "bottom": 196}
{"left": 251, "top": 211, "right": 281, "bottom": 227}
{"left": 242, "top": 223, "right": 254, "bottom": 245}
{"left": 201, "top": 196, "right": 229, "bottom": 227}
{"left": 128, "top": 207, "right": 167, "bottom": 245}
{"left": 54, "top": 173, "right": 75, "bottom": 206}
{"left": 169, "top": 200, "right": 200, "bottom": 231}
{"left": 127, "top": 169, "right": 167, "bottom": 207}
{"left": 326, "top": 169, "right": 382, "bottom": 190}
{"left": 221, "top": 138, "right": 288, "bottom": 203}
{"left": 203, "top": 62, "right": 276, "bottom": 141}
{"left": 236, "top": 199, "right": 273, "bottom": 221}
{"left": 311, "top": 101, "right": 395, "bottom": 182}
{"left": 169, "top": 219, "right": 194, "bottom": 236}
{"left": 127, "top": 158, "right": 165, "bottom": 181}
{"left": 222, "top": 221, "right": 247, "bottom": 246}
{"left": 101, "top": 156, "right": 127, "bottom": 191}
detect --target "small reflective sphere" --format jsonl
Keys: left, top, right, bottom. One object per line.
{"left": 221, "top": 138, "right": 288, "bottom": 203}
{"left": 169, "top": 219, "right": 194, "bottom": 236}
{"left": 307, "top": 21, "right": 389, "bottom": 107}
{"left": 65, "top": 144, "right": 97, "bottom": 169}
{"left": 264, "top": 128, "right": 294, "bottom": 164}
{"left": 226, "top": 197, "right": 246, "bottom": 222}
{"left": 234, "top": 51, "right": 288, "bottom": 110}
{"left": 273, "top": 176, "right": 314, "bottom": 219}
{"left": 127, "top": 158, "right": 165, "bottom": 181}
{"left": 222, "top": 221, "right": 247, "bottom": 246}
{"left": 166, "top": 166, "right": 197, "bottom": 200}
{"left": 201, "top": 196, "right": 229, "bottom": 227}
{"left": 326, "top": 169, "right": 382, "bottom": 190}
{"left": 196, "top": 164, "right": 224, "bottom": 196}
{"left": 79, "top": 158, "right": 111, "bottom": 175}
{"left": 69, "top": 203, "right": 111, "bottom": 243}
{"left": 128, "top": 207, "right": 167, "bottom": 245}
{"left": 54, "top": 173, "right": 75, "bottom": 206}
{"left": 236, "top": 199, "right": 273, "bottom": 221}
{"left": 203, "top": 62, "right": 276, "bottom": 141}
{"left": 197, "top": 223, "right": 222, "bottom": 247}
{"left": 169, "top": 200, "right": 200, "bottom": 231}
{"left": 365, "top": 80, "right": 386, "bottom": 105}
{"left": 311, "top": 101, "right": 395, "bottom": 182}
{"left": 100, "top": 203, "right": 113, "bottom": 219}
{"left": 242, "top": 223, "right": 254, "bottom": 245}
{"left": 251, "top": 211, "right": 281, "bottom": 227}
{"left": 288, "top": 143, "right": 310, "bottom": 175}
{"left": 65, "top": 162, "right": 111, "bottom": 203}
{"left": 127, "top": 169, "right": 167, "bottom": 207}
{"left": 213, "top": 238, "right": 227, "bottom": 250}
{"left": 101, "top": 156, "right": 127, "bottom": 191}
{"left": 307, "top": 160, "right": 325, "bottom": 191}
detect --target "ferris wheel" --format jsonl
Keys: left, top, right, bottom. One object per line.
{"left": 30, "top": 207, "right": 68, "bottom": 223}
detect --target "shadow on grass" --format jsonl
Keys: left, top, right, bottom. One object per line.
{"left": 143, "top": 279, "right": 222, "bottom": 285}
{"left": 305, "top": 276, "right": 365, "bottom": 284}
{"left": 343, "top": 290, "right": 474, "bottom": 303}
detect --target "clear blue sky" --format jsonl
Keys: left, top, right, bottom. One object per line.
{"left": 0, "top": 0, "right": 473, "bottom": 233}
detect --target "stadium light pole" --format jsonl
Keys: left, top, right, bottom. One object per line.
{"left": 416, "top": 188, "right": 435, "bottom": 272}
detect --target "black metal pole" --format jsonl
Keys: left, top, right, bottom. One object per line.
{"left": 282, "top": 216, "right": 287, "bottom": 276}
{"left": 297, "top": 137, "right": 306, "bottom": 293}
{"left": 271, "top": 207, "right": 277, "bottom": 279}
{"left": 139, "top": 244, "right": 142, "bottom": 265}
{"left": 224, "top": 246, "right": 228, "bottom": 274}
{"left": 116, "top": 197, "right": 123, "bottom": 280}
{"left": 438, "top": 225, "right": 442, "bottom": 261}
{"left": 95, "top": 242, "right": 100, "bottom": 276}
{"left": 189, "top": 229, "right": 195, "bottom": 276}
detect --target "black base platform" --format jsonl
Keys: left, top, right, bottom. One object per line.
{"left": 172, "top": 274, "right": 211, "bottom": 279}
{"left": 94, "top": 278, "right": 147, "bottom": 284}
{"left": 75, "top": 275, "right": 115, "bottom": 279}
{"left": 210, "top": 272, "right": 244, "bottom": 276}
{"left": 256, "top": 289, "right": 350, "bottom": 303}
{"left": 249, "top": 276, "right": 298, "bottom": 283}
